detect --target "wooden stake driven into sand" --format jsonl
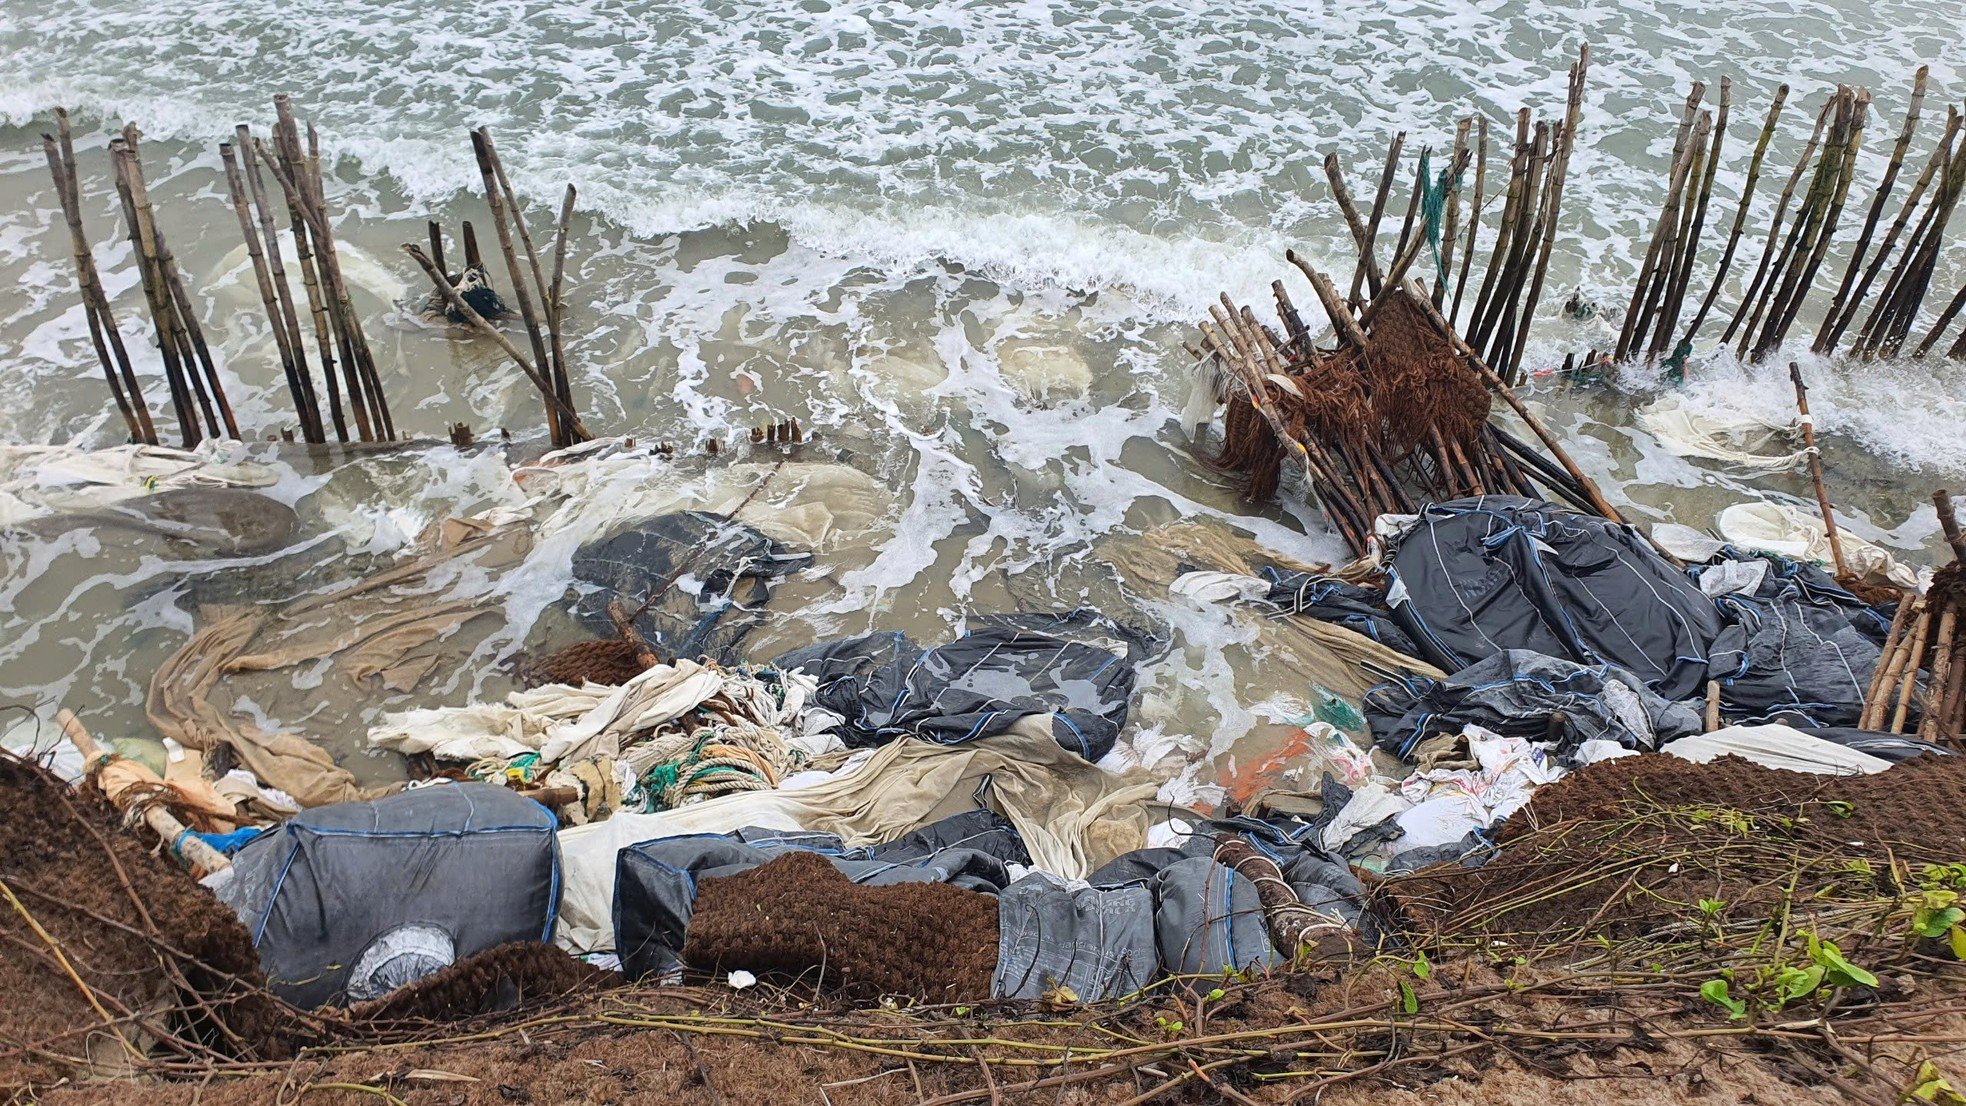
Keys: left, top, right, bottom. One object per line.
{"left": 40, "top": 113, "right": 156, "bottom": 446}
{"left": 1788, "top": 362, "right": 1849, "bottom": 580}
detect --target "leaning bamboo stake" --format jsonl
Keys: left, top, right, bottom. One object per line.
{"left": 1467, "top": 110, "right": 1533, "bottom": 356}
{"left": 1683, "top": 85, "right": 1789, "bottom": 347}
{"left": 1824, "top": 106, "right": 1960, "bottom": 353}
{"left": 480, "top": 130, "right": 571, "bottom": 426}
{"left": 42, "top": 126, "right": 154, "bottom": 445}
{"left": 1405, "top": 278, "right": 1624, "bottom": 524}
{"left": 54, "top": 709, "right": 230, "bottom": 877}
{"left": 1619, "top": 82, "right": 1706, "bottom": 361}
{"left": 1755, "top": 89, "right": 1869, "bottom": 361}
{"left": 1817, "top": 68, "right": 1927, "bottom": 352}
{"left": 1722, "top": 93, "right": 1831, "bottom": 346}
{"left": 239, "top": 129, "right": 325, "bottom": 442}
{"left": 1655, "top": 79, "right": 1728, "bottom": 361}
{"left": 1287, "top": 250, "right": 1368, "bottom": 347}
{"left": 1889, "top": 600, "right": 1935, "bottom": 734}
{"left": 1507, "top": 49, "right": 1588, "bottom": 377}
{"left": 1856, "top": 133, "right": 1966, "bottom": 359}
{"left": 256, "top": 132, "right": 369, "bottom": 441}
{"left": 1436, "top": 118, "right": 1471, "bottom": 308}
{"left": 303, "top": 121, "right": 391, "bottom": 440}
{"left": 404, "top": 243, "right": 589, "bottom": 440}
{"left": 1864, "top": 597, "right": 1921, "bottom": 729}
{"left": 1348, "top": 133, "right": 1404, "bottom": 305}
{"left": 1450, "top": 115, "right": 1489, "bottom": 327}
{"left": 470, "top": 128, "right": 563, "bottom": 445}
{"left": 549, "top": 183, "right": 577, "bottom": 318}
{"left": 119, "top": 125, "right": 239, "bottom": 440}
{"left": 1919, "top": 603, "right": 1957, "bottom": 741}
{"left": 220, "top": 141, "right": 321, "bottom": 442}
{"left": 111, "top": 136, "right": 208, "bottom": 445}
{"left": 1863, "top": 596, "right": 1915, "bottom": 724}
{"left": 1482, "top": 121, "right": 1554, "bottom": 376}
{"left": 1739, "top": 90, "right": 1849, "bottom": 360}
{"left": 1788, "top": 362, "right": 1848, "bottom": 579}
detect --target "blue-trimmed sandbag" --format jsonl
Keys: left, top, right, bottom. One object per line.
{"left": 212, "top": 783, "right": 559, "bottom": 1009}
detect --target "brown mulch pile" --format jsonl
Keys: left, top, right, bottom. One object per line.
{"left": 682, "top": 850, "right": 999, "bottom": 1001}
{"left": 0, "top": 755, "right": 288, "bottom": 1091}
{"left": 1391, "top": 751, "right": 1966, "bottom": 943}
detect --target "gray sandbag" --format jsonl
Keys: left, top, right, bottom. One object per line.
{"left": 1149, "top": 856, "right": 1280, "bottom": 977}
{"left": 213, "top": 783, "right": 559, "bottom": 1009}
{"left": 993, "top": 874, "right": 1157, "bottom": 1001}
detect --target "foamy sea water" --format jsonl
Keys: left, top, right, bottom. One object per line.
{"left": 0, "top": 0, "right": 1963, "bottom": 789}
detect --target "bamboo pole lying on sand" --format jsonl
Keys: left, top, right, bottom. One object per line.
{"left": 55, "top": 709, "right": 230, "bottom": 877}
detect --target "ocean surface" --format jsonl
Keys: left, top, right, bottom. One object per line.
{"left": 0, "top": 0, "right": 1962, "bottom": 797}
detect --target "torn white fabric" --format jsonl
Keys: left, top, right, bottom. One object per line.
{"left": 1716, "top": 501, "right": 1919, "bottom": 590}
{"left": 1635, "top": 393, "right": 1807, "bottom": 473}
{"left": 1664, "top": 726, "right": 1891, "bottom": 775}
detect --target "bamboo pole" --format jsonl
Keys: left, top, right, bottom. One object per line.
{"left": 110, "top": 136, "right": 206, "bottom": 446}
{"left": 256, "top": 131, "right": 370, "bottom": 442}
{"left": 1862, "top": 596, "right": 1914, "bottom": 724}
{"left": 1738, "top": 90, "right": 1849, "bottom": 360}
{"left": 1287, "top": 250, "right": 1368, "bottom": 347}
{"left": 1683, "top": 85, "right": 1789, "bottom": 347}
{"left": 1436, "top": 117, "right": 1471, "bottom": 308}
{"left": 1481, "top": 120, "right": 1553, "bottom": 375}
{"left": 1451, "top": 115, "right": 1489, "bottom": 327}
{"left": 117, "top": 125, "right": 239, "bottom": 440}
{"left": 1857, "top": 133, "right": 1966, "bottom": 359}
{"left": 55, "top": 709, "right": 230, "bottom": 877}
{"left": 470, "top": 128, "right": 562, "bottom": 446}
{"left": 239, "top": 129, "right": 325, "bottom": 442}
{"left": 1654, "top": 78, "right": 1728, "bottom": 361}
{"left": 305, "top": 121, "right": 391, "bottom": 439}
{"left": 1919, "top": 602, "right": 1957, "bottom": 741}
{"left": 1754, "top": 89, "right": 1870, "bottom": 361}
{"left": 1816, "top": 68, "right": 1927, "bottom": 352}
{"left": 1788, "top": 362, "right": 1848, "bottom": 579}
{"left": 221, "top": 140, "right": 321, "bottom": 442}
{"left": 1619, "top": 82, "right": 1706, "bottom": 361}
{"left": 1935, "top": 489, "right": 1966, "bottom": 564}
{"left": 1467, "top": 110, "right": 1533, "bottom": 356}
{"left": 1722, "top": 93, "right": 1831, "bottom": 346}
{"left": 549, "top": 183, "right": 577, "bottom": 318}
{"left": 427, "top": 220, "right": 448, "bottom": 279}
{"left": 1506, "top": 48, "right": 1588, "bottom": 379}
{"left": 1912, "top": 278, "right": 1966, "bottom": 356}
{"left": 1823, "top": 106, "right": 1960, "bottom": 353}
{"left": 42, "top": 124, "right": 154, "bottom": 445}
{"left": 1889, "top": 600, "right": 1935, "bottom": 733}
{"left": 253, "top": 124, "right": 347, "bottom": 441}
{"left": 1348, "top": 133, "right": 1404, "bottom": 305}
{"left": 479, "top": 130, "right": 572, "bottom": 433}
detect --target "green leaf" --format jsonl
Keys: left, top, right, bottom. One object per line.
{"left": 1204, "top": 988, "right": 1226, "bottom": 1003}
{"left": 1914, "top": 906, "right": 1966, "bottom": 939}
{"left": 1810, "top": 939, "right": 1879, "bottom": 989}
{"left": 1774, "top": 964, "right": 1824, "bottom": 1004}
{"left": 1700, "top": 978, "right": 1746, "bottom": 1020}
{"left": 1398, "top": 978, "right": 1419, "bottom": 1015}
{"left": 1950, "top": 925, "right": 1966, "bottom": 961}
{"left": 1411, "top": 951, "right": 1432, "bottom": 980}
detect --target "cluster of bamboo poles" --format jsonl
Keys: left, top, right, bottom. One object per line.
{"left": 44, "top": 113, "right": 243, "bottom": 448}
{"left": 1430, "top": 47, "right": 1590, "bottom": 385}
{"left": 1187, "top": 48, "right": 1625, "bottom": 555}
{"left": 1859, "top": 491, "right": 1966, "bottom": 745}
{"left": 47, "top": 105, "right": 591, "bottom": 449}
{"left": 1617, "top": 68, "right": 1966, "bottom": 369}
{"left": 403, "top": 128, "right": 586, "bottom": 450}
